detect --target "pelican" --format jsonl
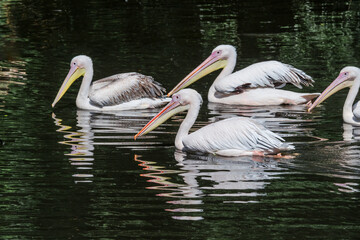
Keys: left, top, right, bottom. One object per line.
{"left": 167, "top": 45, "right": 319, "bottom": 106}
{"left": 134, "top": 89, "right": 293, "bottom": 157}
{"left": 52, "top": 55, "right": 168, "bottom": 110}
{"left": 308, "top": 66, "right": 360, "bottom": 126}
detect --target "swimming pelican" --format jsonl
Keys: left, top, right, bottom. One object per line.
{"left": 308, "top": 66, "right": 360, "bottom": 126}
{"left": 167, "top": 45, "right": 319, "bottom": 106}
{"left": 52, "top": 55, "right": 168, "bottom": 110}
{"left": 134, "top": 89, "right": 293, "bottom": 157}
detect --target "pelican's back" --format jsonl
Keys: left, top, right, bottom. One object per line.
{"left": 214, "top": 61, "right": 314, "bottom": 93}
{"left": 183, "top": 117, "right": 286, "bottom": 154}
{"left": 89, "top": 72, "right": 166, "bottom": 107}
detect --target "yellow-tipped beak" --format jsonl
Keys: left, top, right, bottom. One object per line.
{"left": 308, "top": 73, "right": 353, "bottom": 112}
{"left": 134, "top": 99, "right": 189, "bottom": 140}
{"left": 52, "top": 65, "right": 86, "bottom": 107}
{"left": 167, "top": 54, "right": 227, "bottom": 97}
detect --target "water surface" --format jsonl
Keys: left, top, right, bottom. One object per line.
{"left": 1, "top": 0, "right": 360, "bottom": 239}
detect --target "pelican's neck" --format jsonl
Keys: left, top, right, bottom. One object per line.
{"left": 343, "top": 77, "right": 360, "bottom": 123}
{"left": 208, "top": 51, "right": 237, "bottom": 100}
{"left": 175, "top": 103, "right": 200, "bottom": 150}
{"left": 76, "top": 67, "right": 93, "bottom": 107}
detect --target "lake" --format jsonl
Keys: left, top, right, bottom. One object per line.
{"left": 1, "top": 0, "right": 360, "bottom": 239}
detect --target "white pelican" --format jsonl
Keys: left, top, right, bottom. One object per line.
{"left": 52, "top": 55, "right": 168, "bottom": 110}
{"left": 167, "top": 45, "right": 319, "bottom": 106}
{"left": 308, "top": 66, "right": 360, "bottom": 126}
{"left": 134, "top": 89, "right": 293, "bottom": 157}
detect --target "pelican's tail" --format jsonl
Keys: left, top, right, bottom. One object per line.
{"left": 301, "top": 93, "right": 321, "bottom": 103}
{"left": 288, "top": 65, "right": 315, "bottom": 88}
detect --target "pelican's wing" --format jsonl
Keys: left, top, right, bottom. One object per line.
{"left": 89, "top": 72, "right": 166, "bottom": 107}
{"left": 183, "top": 117, "right": 285, "bottom": 153}
{"left": 353, "top": 101, "right": 360, "bottom": 119}
{"left": 214, "top": 61, "right": 314, "bottom": 93}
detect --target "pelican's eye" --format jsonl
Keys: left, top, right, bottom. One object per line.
{"left": 173, "top": 95, "right": 180, "bottom": 102}
{"left": 344, "top": 72, "right": 348, "bottom": 76}
{"left": 215, "top": 50, "right": 222, "bottom": 55}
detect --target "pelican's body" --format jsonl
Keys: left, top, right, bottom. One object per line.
{"left": 178, "top": 117, "right": 287, "bottom": 156}
{"left": 135, "top": 89, "right": 293, "bottom": 157}
{"left": 52, "top": 55, "right": 168, "bottom": 110}
{"left": 308, "top": 66, "right": 360, "bottom": 126}
{"left": 168, "top": 45, "right": 319, "bottom": 106}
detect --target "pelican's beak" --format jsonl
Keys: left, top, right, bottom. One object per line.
{"left": 167, "top": 53, "right": 227, "bottom": 96}
{"left": 308, "top": 72, "right": 353, "bottom": 112}
{"left": 134, "top": 99, "right": 189, "bottom": 140}
{"left": 52, "top": 65, "right": 86, "bottom": 107}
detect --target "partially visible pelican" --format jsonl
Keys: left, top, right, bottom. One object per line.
{"left": 134, "top": 89, "right": 293, "bottom": 157}
{"left": 168, "top": 45, "right": 319, "bottom": 106}
{"left": 52, "top": 55, "right": 168, "bottom": 110}
{"left": 308, "top": 66, "right": 360, "bottom": 126}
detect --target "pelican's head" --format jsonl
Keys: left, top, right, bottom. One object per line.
{"left": 167, "top": 45, "right": 237, "bottom": 96}
{"left": 52, "top": 55, "right": 93, "bottom": 107}
{"left": 134, "top": 89, "right": 202, "bottom": 139}
{"left": 308, "top": 66, "right": 360, "bottom": 112}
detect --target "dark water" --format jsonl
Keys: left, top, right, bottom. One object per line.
{"left": 1, "top": 0, "right": 360, "bottom": 239}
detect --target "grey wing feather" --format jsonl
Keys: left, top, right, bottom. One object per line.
{"left": 183, "top": 117, "right": 284, "bottom": 153}
{"left": 89, "top": 72, "right": 166, "bottom": 107}
{"left": 214, "top": 60, "right": 314, "bottom": 93}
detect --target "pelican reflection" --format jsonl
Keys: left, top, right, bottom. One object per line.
{"left": 134, "top": 152, "right": 289, "bottom": 220}
{"left": 53, "top": 109, "right": 160, "bottom": 183}
{"left": 173, "top": 151, "right": 286, "bottom": 195}
{"left": 53, "top": 111, "right": 95, "bottom": 183}
{"left": 343, "top": 123, "right": 360, "bottom": 141}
